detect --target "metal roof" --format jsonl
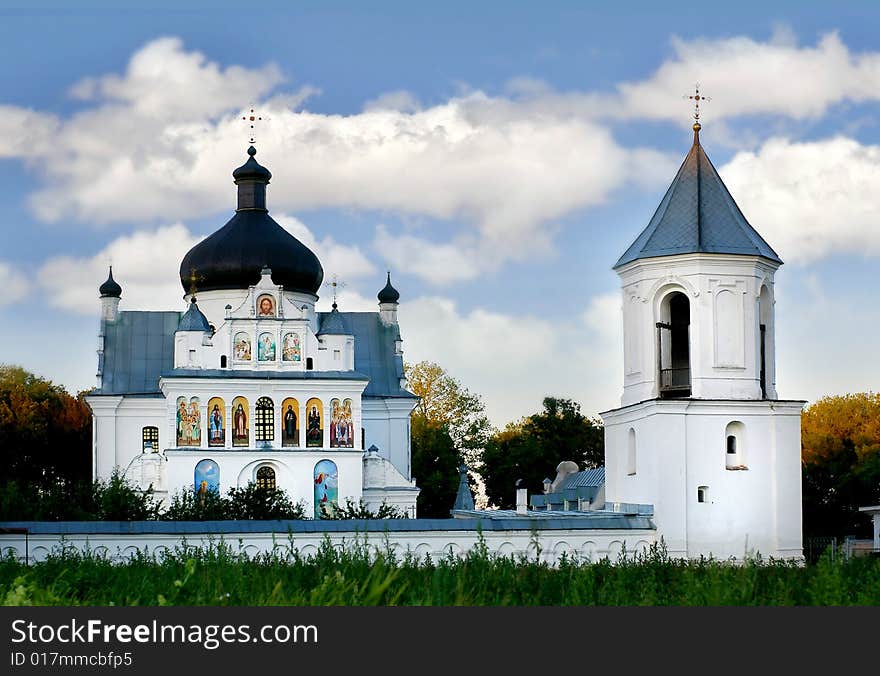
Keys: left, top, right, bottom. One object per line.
{"left": 97, "top": 310, "right": 414, "bottom": 399}
{"left": 177, "top": 299, "right": 211, "bottom": 332}
{"left": 317, "top": 306, "right": 350, "bottom": 335}
{"left": 615, "top": 133, "right": 782, "bottom": 269}
{"left": 557, "top": 467, "right": 605, "bottom": 491}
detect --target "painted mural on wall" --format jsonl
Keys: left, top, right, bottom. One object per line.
{"left": 232, "top": 396, "right": 249, "bottom": 447}
{"left": 314, "top": 459, "right": 338, "bottom": 518}
{"left": 282, "top": 397, "right": 300, "bottom": 447}
{"left": 330, "top": 398, "right": 355, "bottom": 448}
{"left": 257, "top": 294, "right": 276, "bottom": 317}
{"left": 282, "top": 333, "right": 302, "bottom": 362}
{"left": 208, "top": 397, "right": 225, "bottom": 447}
{"left": 176, "top": 396, "right": 201, "bottom": 447}
{"left": 258, "top": 332, "right": 276, "bottom": 361}
{"left": 234, "top": 332, "right": 252, "bottom": 361}
{"left": 194, "top": 459, "right": 220, "bottom": 497}
{"left": 306, "top": 398, "right": 323, "bottom": 448}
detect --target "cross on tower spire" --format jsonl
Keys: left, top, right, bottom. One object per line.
{"left": 324, "top": 274, "right": 347, "bottom": 309}
{"left": 241, "top": 107, "right": 264, "bottom": 145}
{"left": 683, "top": 83, "right": 710, "bottom": 141}
{"left": 186, "top": 267, "right": 205, "bottom": 298}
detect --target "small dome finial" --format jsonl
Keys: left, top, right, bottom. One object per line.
{"left": 99, "top": 265, "right": 122, "bottom": 298}
{"left": 378, "top": 271, "right": 400, "bottom": 304}
{"left": 248, "top": 145, "right": 257, "bottom": 156}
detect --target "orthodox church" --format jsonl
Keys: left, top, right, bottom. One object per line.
{"left": 85, "top": 145, "right": 420, "bottom": 517}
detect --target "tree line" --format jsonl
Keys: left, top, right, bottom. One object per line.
{"left": 1, "top": 363, "right": 878, "bottom": 538}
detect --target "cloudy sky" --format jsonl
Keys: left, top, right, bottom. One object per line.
{"left": 2, "top": 1, "right": 880, "bottom": 425}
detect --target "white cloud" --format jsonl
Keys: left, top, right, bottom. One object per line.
{"left": 38, "top": 224, "right": 203, "bottom": 315}
{"left": 0, "top": 263, "right": 30, "bottom": 306}
{"left": 274, "top": 213, "right": 377, "bottom": 283}
{"left": 0, "top": 37, "right": 675, "bottom": 286}
{"left": 401, "top": 293, "right": 621, "bottom": 426}
{"left": 720, "top": 136, "right": 880, "bottom": 263}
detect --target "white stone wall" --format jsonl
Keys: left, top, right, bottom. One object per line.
{"left": 603, "top": 398, "right": 803, "bottom": 560}
{"left": 0, "top": 527, "right": 657, "bottom": 566}
{"left": 616, "top": 253, "right": 779, "bottom": 405}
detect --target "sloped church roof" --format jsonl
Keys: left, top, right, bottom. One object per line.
{"left": 615, "top": 124, "right": 782, "bottom": 269}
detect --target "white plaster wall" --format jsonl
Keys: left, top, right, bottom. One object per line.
{"left": 0, "top": 527, "right": 657, "bottom": 566}
{"left": 603, "top": 399, "right": 803, "bottom": 560}
{"left": 617, "top": 254, "right": 779, "bottom": 406}
{"left": 86, "top": 396, "right": 166, "bottom": 482}
{"left": 363, "top": 398, "right": 415, "bottom": 480}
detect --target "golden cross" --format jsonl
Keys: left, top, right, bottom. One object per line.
{"left": 324, "top": 274, "right": 347, "bottom": 307}
{"left": 241, "top": 107, "right": 263, "bottom": 145}
{"left": 187, "top": 267, "right": 205, "bottom": 297}
{"left": 684, "top": 84, "right": 710, "bottom": 123}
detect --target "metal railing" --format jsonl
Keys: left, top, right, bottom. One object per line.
{"left": 659, "top": 367, "right": 691, "bottom": 391}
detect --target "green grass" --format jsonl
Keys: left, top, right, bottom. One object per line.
{"left": 2, "top": 539, "right": 879, "bottom": 606}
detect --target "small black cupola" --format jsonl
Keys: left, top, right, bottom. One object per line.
{"left": 377, "top": 271, "right": 400, "bottom": 303}
{"left": 233, "top": 145, "right": 272, "bottom": 211}
{"left": 99, "top": 266, "right": 122, "bottom": 298}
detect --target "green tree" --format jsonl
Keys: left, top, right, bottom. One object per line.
{"left": 410, "top": 415, "right": 461, "bottom": 518}
{"left": 0, "top": 365, "right": 92, "bottom": 488}
{"left": 801, "top": 393, "right": 880, "bottom": 539}
{"left": 404, "top": 361, "right": 491, "bottom": 466}
{"left": 479, "top": 397, "right": 604, "bottom": 509}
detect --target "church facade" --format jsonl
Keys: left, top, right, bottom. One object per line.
{"left": 600, "top": 120, "right": 804, "bottom": 560}
{"left": 85, "top": 146, "right": 420, "bottom": 517}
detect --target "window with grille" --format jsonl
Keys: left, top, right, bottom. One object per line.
{"left": 142, "top": 426, "right": 159, "bottom": 452}
{"left": 256, "top": 466, "right": 276, "bottom": 490}
{"left": 255, "top": 397, "right": 275, "bottom": 441}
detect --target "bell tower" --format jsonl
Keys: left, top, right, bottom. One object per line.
{"left": 601, "top": 99, "right": 804, "bottom": 561}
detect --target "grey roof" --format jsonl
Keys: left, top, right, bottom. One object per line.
{"left": 96, "top": 309, "right": 414, "bottom": 399}
{"left": 98, "top": 311, "right": 181, "bottom": 394}
{"left": 317, "top": 306, "right": 350, "bottom": 336}
{"left": 177, "top": 299, "right": 211, "bottom": 332}
{"left": 0, "top": 514, "right": 655, "bottom": 534}
{"left": 557, "top": 467, "right": 605, "bottom": 491}
{"left": 615, "top": 132, "right": 782, "bottom": 269}
{"left": 452, "top": 465, "right": 475, "bottom": 512}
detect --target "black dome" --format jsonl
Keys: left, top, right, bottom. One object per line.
{"left": 179, "top": 147, "right": 323, "bottom": 294}
{"left": 99, "top": 266, "right": 122, "bottom": 298}
{"left": 377, "top": 271, "right": 400, "bottom": 303}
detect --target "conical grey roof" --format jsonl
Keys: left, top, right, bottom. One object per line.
{"left": 177, "top": 298, "right": 211, "bottom": 332}
{"left": 317, "top": 304, "right": 350, "bottom": 336}
{"left": 615, "top": 126, "right": 782, "bottom": 269}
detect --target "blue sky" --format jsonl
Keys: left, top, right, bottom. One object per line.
{"left": 2, "top": 1, "right": 880, "bottom": 424}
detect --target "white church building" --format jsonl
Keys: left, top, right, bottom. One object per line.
{"left": 85, "top": 145, "right": 420, "bottom": 518}
{"left": 599, "top": 119, "right": 804, "bottom": 560}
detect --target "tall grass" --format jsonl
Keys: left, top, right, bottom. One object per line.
{"left": 2, "top": 540, "right": 879, "bottom": 606}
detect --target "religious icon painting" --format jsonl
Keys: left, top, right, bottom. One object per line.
{"left": 257, "top": 294, "right": 276, "bottom": 317}
{"left": 306, "top": 397, "right": 323, "bottom": 448}
{"left": 194, "top": 459, "right": 220, "bottom": 497}
{"left": 258, "top": 332, "right": 276, "bottom": 361}
{"left": 176, "top": 396, "right": 201, "bottom": 447}
{"left": 232, "top": 396, "right": 249, "bottom": 447}
{"left": 207, "top": 397, "right": 225, "bottom": 447}
{"left": 313, "top": 459, "right": 338, "bottom": 519}
{"left": 281, "top": 397, "right": 299, "bottom": 447}
{"left": 282, "top": 332, "right": 302, "bottom": 362}
{"left": 234, "top": 332, "right": 252, "bottom": 361}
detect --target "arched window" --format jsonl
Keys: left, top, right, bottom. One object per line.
{"left": 725, "top": 421, "right": 746, "bottom": 470}
{"left": 255, "top": 397, "right": 274, "bottom": 442}
{"left": 220, "top": 355, "right": 227, "bottom": 368}
{"left": 142, "top": 426, "right": 159, "bottom": 452}
{"left": 256, "top": 466, "right": 276, "bottom": 490}
{"left": 626, "top": 428, "right": 637, "bottom": 475}
{"left": 759, "top": 285, "right": 773, "bottom": 399}
{"left": 697, "top": 485, "right": 709, "bottom": 503}
{"left": 658, "top": 291, "right": 691, "bottom": 398}
{"left": 306, "top": 357, "right": 314, "bottom": 371}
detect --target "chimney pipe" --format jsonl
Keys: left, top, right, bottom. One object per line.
{"left": 515, "top": 479, "right": 528, "bottom": 515}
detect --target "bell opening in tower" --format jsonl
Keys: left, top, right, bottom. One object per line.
{"left": 657, "top": 291, "right": 691, "bottom": 398}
